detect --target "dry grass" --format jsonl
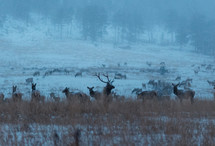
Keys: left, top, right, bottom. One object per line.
{"left": 0, "top": 98, "right": 215, "bottom": 145}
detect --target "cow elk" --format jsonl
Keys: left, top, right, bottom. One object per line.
{"left": 31, "top": 83, "right": 45, "bottom": 102}
{"left": 26, "top": 78, "right": 33, "bottom": 84}
{"left": 87, "top": 86, "right": 102, "bottom": 100}
{"left": 137, "top": 91, "right": 158, "bottom": 101}
{"left": 75, "top": 72, "right": 82, "bottom": 77}
{"left": 62, "top": 87, "right": 89, "bottom": 103}
{"left": 132, "top": 88, "right": 142, "bottom": 95}
{"left": 207, "top": 80, "right": 215, "bottom": 86}
{"left": 12, "top": 86, "right": 22, "bottom": 102}
{"left": 172, "top": 83, "right": 195, "bottom": 104}
{"left": 114, "top": 73, "right": 126, "bottom": 80}
{"left": 0, "top": 93, "right": 4, "bottom": 102}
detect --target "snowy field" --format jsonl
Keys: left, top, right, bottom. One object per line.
{"left": 0, "top": 39, "right": 214, "bottom": 100}
{"left": 0, "top": 26, "right": 215, "bottom": 146}
{"left": 0, "top": 117, "right": 214, "bottom": 146}
{"left": 0, "top": 100, "right": 215, "bottom": 145}
{"left": 1, "top": 1, "right": 215, "bottom": 145}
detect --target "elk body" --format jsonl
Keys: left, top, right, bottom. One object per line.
{"left": 31, "top": 83, "right": 45, "bottom": 102}
{"left": 172, "top": 83, "right": 195, "bottom": 104}
{"left": 62, "top": 87, "right": 89, "bottom": 103}
{"left": 94, "top": 73, "right": 115, "bottom": 103}
{"left": 87, "top": 87, "right": 102, "bottom": 100}
{"left": 12, "top": 86, "right": 22, "bottom": 102}
{"left": 75, "top": 72, "right": 82, "bottom": 77}
{"left": 137, "top": 91, "right": 157, "bottom": 101}
{"left": 114, "top": 73, "right": 126, "bottom": 80}
{"left": 207, "top": 80, "right": 215, "bottom": 86}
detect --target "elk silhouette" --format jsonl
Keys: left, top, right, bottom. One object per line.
{"left": 31, "top": 83, "right": 45, "bottom": 102}
{"left": 94, "top": 73, "right": 115, "bottom": 96}
{"left": 0, "top": 93, "right": 4, "bottom": 102}
{"left": 62, "top": 87, "right": 89, "bottom": 103}
{"left": 87, "top": 86, "right": 102, "bottom": 100}
{"left": 12, "top": 86, "right": 22, "bottom": 102}
{"left": 137, "top": 90, "right": 157, "bottom": 101}
{"left": 172, "top": 83, "right": 195, "bottom": 104}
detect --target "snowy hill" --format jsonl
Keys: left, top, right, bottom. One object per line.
{"left": 0, "top": 38, "right": 214, "bottom": 99}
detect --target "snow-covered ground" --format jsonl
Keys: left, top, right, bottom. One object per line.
{"left": 0, "top": 38, "right": 214, "bottom": 99}
{"left": 0, "top": 116, "right": 214, "bottom": 145}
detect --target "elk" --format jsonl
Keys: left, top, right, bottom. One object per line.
{"left": 94, "top": 73, "right": 115, "bottom": 96}
{"left": 114, "top": 73, "right": 126, "bottom": 80}
{"left": 75, "top": 72, "right": 82, "bottom": 77}
{"left": 148, "top": 80, "right": 158, "bottom": 89}
{"left": 87, "top": 86, "right": 102, "bottom": 100}
{"left": 207, "top": 80, "right": 215, "bottom": 86}
{"left": 172, "top": 83, "right": 195, "bottom": 104}
{"left": 73, "top": 129, "right": 81, "bottom": 146}
{"left": 12, "top": 86, "right": 22, "bottom": 102}
{"left": 0, "top": 93, "right": 4, "bottom": 102}
{"left": 26, "top": 78, "right": 33, "bottom": 84}
{"left": 137, "top": 91, "right": 157, "bottom": 101}
{"left": 62, "top": 87, "right": 72, "bottom": 100}
{"left": 132, "top": 88, "right": 142, "bottom": 95}
{"left": 62, "top": 87, "right": 89, "bottom": 103}
{"left": 31, "top": 83, "right": 45, "bottom": 102}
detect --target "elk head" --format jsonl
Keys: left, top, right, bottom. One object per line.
{"left": 172, "top": 83, "right": 180, "bottom": 95}
{"left": 12, "top": 85, "right": 17, "bottom": 93}
{"left": 62, "top": 87, "right": 70, "bottom": 96}
{"left": 87, "top": 86, "right": 95, "bottom": 95}
{"left": 32, "top": 83, "right": 37, "bottom": 91}
{"left": 94, "top": 73, "right": 115, "bottom": 96}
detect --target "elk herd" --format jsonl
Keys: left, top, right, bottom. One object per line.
{"left": 1, "top": 72, "right": 215, "bottom": 104}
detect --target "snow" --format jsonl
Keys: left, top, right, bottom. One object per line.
{"left": 0, "top": 115, "right": 214, "bottom": 145}
{"left": 0, "top": 15, "right": 215, "bottom": 100}
{"left": 0, "top": 38, "right": 214, "bottom": 99}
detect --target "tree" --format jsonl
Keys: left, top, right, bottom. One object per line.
{"left": 175, "top": 17, "right": 189, "bottom": 47}
{"left": 112, "top": 7, "right": 144, "bottom": 43}
{"left": 78, "top": 5, "right": 108, "bottom": 41}
{"left": 190, "top": 14, "right": 215, "bottom": 55}
{"left": 164, "top": 10, "right": 180, "bottom": 43}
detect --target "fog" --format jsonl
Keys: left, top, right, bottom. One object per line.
{"left": 0, "top": 0, "right": 215, "bottom": 55}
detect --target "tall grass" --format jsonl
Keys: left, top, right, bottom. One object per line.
{"left": 0, "top": 98, "right": 215, "bottom": 145}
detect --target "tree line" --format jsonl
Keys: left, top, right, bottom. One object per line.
{"left": 0, "top": 0, "right": 215, "bottom": 55}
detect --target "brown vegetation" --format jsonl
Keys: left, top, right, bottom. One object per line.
{"left": 0, "top": 97, "right": 215, "bottom": 145}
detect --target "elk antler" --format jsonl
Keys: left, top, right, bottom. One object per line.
{"left": 103, "top": 74, "right": 114, "bottom": 83}
{"left": 94, "top": 73, "right": 109, "bottom": 83}
{"left": 94, "top": 73, "right": 114, "bottom": 84}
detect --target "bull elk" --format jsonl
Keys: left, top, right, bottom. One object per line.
{"left": 12, "top": 86, "right": 22, "bottom": 102}
{"left": 172, "top": 83, "right": 195, "bottom": 104}
{"left": 94, "top": 73, "right": 115, "bottom": 96}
